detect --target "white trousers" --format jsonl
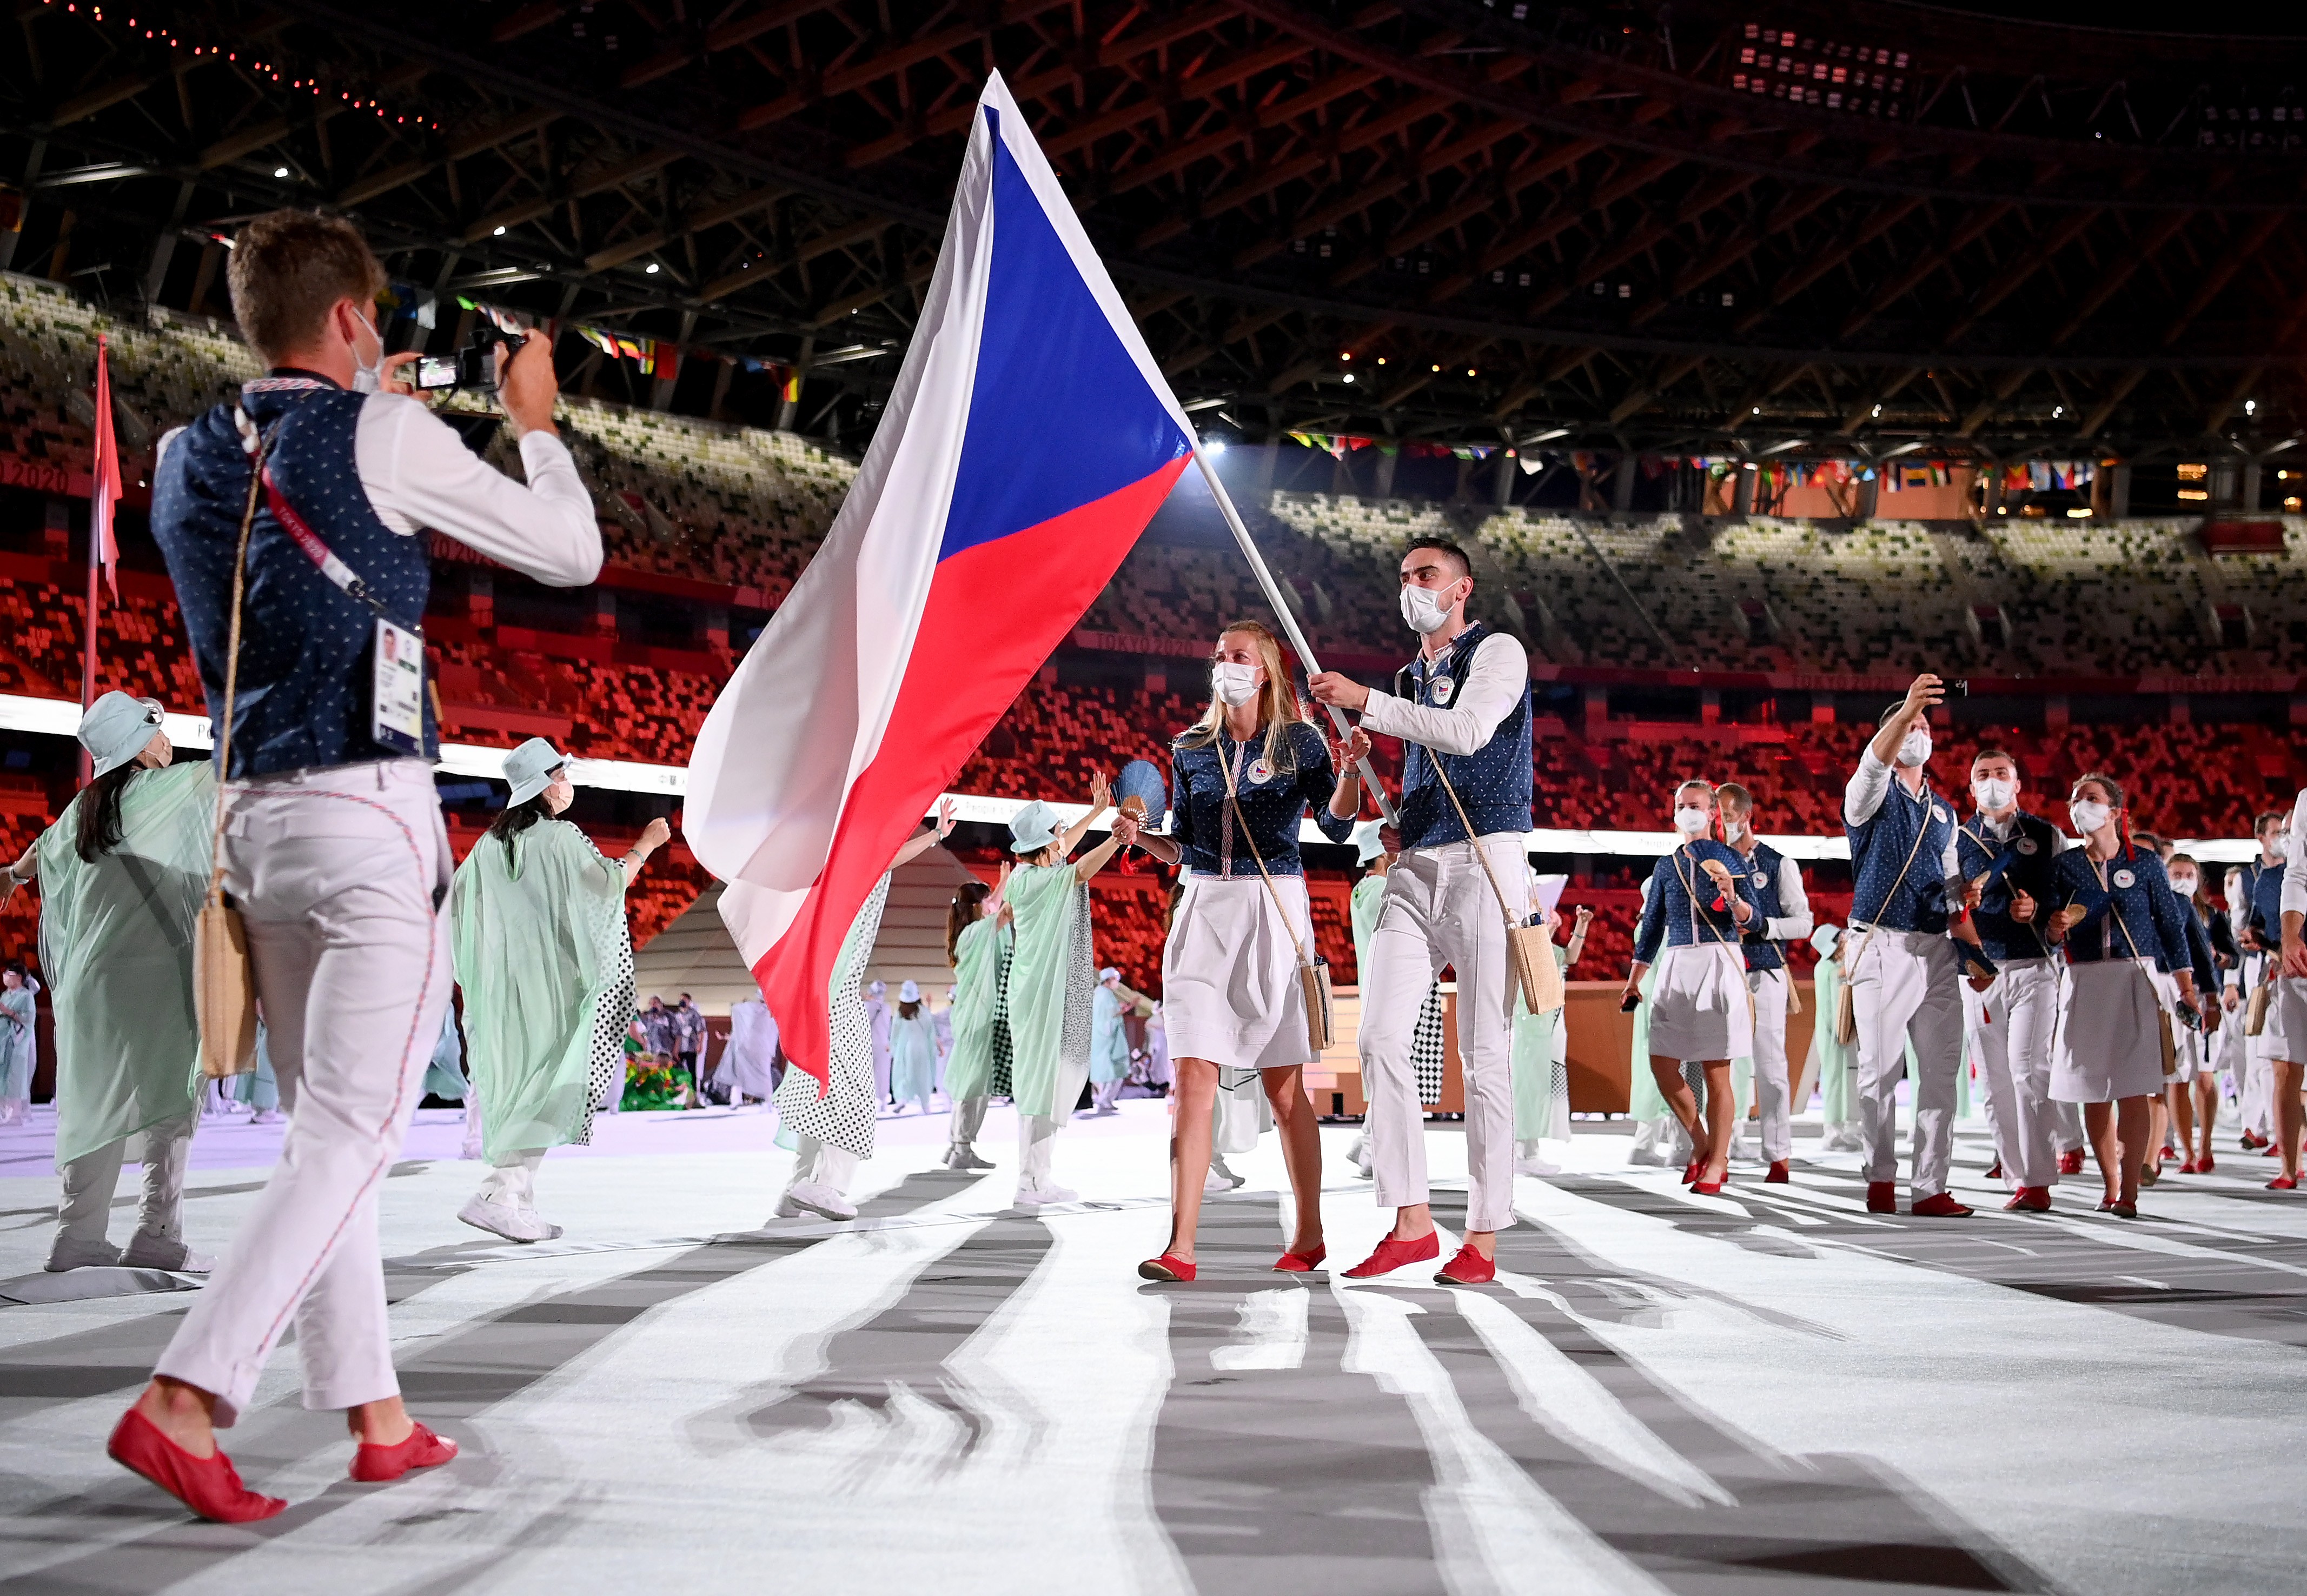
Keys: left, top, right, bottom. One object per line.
{"left": 949, "top": 1094, "right": 988, "bottom": 1150}
{"left": 155, "top": 759, "right": 451, "bottom": 1425}
{"left": 791, "top": 1132, "right": 860, "bottom": 1193}
{"left": 1748, "top": 968, "right": 1792, "bottom": 1161}
{"left": 1848, "top": 928, "right": 1964, "bottom": 1197}
{"left": 1961, "top": 957, "right": 2061, "bottom": 1189}
{"left": 478, "top": 1148, "right": 546, "bottom": 1211}
{"left": 54, "top": 1110, "right": 197, "bottom": 1260}
{"left": 1018, "top": 1055, "right": 1090, "bottom": 1189}
{"left": 1360, "top": 835, "right": 1528, "bottom": 1234}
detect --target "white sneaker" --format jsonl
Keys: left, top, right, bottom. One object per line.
{"left": 458, "top": 1193, "right": 555, "bottom": 1242}
{"left": 120, "top": 1233, "right": 215, "bottom": 1273}
{"left": 44, "top": 1238, "right": 121, "bottom": 1272}
{"left": 251, "top": 1109, "right": 284, "bottom": 1126}
{"left": 944, "top": 1146, "right": 995, "bottom": 1171}
{"left": 779, "top": 1181, "right": 858, "bottom": 1222}
{"left": 1014, "top": 1180, "right": 1079, "bottom": 1206}
{"left": 1514, "top": 1156, "right": 1562, "bottom": 1177}
{"left": 1204, "top": 1163, "right": 1246, "bottom": 1192}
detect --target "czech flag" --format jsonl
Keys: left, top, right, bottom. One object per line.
{"left": 683, "top": 71, "right": 1195, "bottom": 1088}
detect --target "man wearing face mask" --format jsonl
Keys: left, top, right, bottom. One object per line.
{"left": 1840, "top": 673, "right": 1988, "bottom": 1217}
{"left": 117, "top": 211, "right": 600, "bottom": 1521}
{"left": 1309, "top": 538, "right": 1533, "bottom": 1285}
{"left": 1954, "top": 749, "right": 2066, "bottom": 1211}
{"left": 2236, "top": 810, "right": 2291, "bottom": 1154}
{"left": 1716, "top": 784, "right": 1812, "bottom": 1183}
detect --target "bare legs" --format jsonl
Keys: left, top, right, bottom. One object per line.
{"left": 2083, "top": 1096, "right": 2152, "bottom": 1207}
{"left": 1262, "top": 1066, "right": 1324, "bottom": 1259}
{"left": 2191, "top": 1076, "right": 2220, "bottom": 1165}
{"left": 1164, "top": 1060, "right": 1327, "bottom": 1265}
{"left": 2277, "top": 1060, "right": 2305, "bottom": 1182}
{"left": 1651, "top": 1055, "right": 1733, "bottom": 1180}
{"left": 2167, "top": 1083, "right": 2196, "bottom": 1167}
{"left": 131, "top": 1375, "right": 413, "bottom": 1460}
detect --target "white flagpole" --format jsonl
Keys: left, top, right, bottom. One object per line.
{"left": 1190, "top": 445, "right": 1397, "bottom": 825}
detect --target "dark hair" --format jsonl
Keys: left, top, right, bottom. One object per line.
{"left": 71, "top": 762, "right": 145, "bottom": 864}
{"left": 487, "top": 793, "right": 554, "bottom": 854}
{"left": 228, "top": 210, "right": 387, "bottom": 365}
{"left": 2257, "top": 809, "right": 2289, "bottom": 836}
{"left": 1715, "top": 781, "right": 1753, "bottom": 814}
{"left": 1402, "top": 537, "right": 1472, "bottom": 582}
{"left": 2, "top": 959, "right": 24, "bottom": 979}
{"left": 1971, "top": 747, "right": 2022, "bottom": 779}
{"left": 946, "top": 879, "right": 990, "bottom": 963}
{"left": 899, "top": 1000, "right": 921, "bottom": 1021}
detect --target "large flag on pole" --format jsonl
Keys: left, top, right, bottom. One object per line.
{"left": 90, "top": 334, "right": 120, "bottom": 603}
{"left": 683, "top": 71, "right": 1195, "bottom": 1088}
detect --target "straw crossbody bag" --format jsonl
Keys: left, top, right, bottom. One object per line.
{"left": 2098, "top": 862, "right": 2180, "bottom": 1078}
{"left": 1217, "top": 741, "right": 1333, "bottom": 1055}
{"left": 192, "top": 420, "right": 279, "bottom": 1079}
{"left": 1424, "top": 754, "right": 1563, "bottom": 1016}
{"left": 1672, "top": 846, "right": 1759, "bottom": 1029}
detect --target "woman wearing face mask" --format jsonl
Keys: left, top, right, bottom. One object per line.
{"left": 2043, "top": 775, "right": 2198, "bottom": 1217}
{"left": 2160, "top": 854, "right": 2222, "bottom": 1175}
{"left": 1621, "top": 780, "right": 1763, "bottom": 1194}
{"left": 1128, "top": 621, "right": 1364, "bottom": 1279}
{"left": 1, "top": 693, "right": 215, "bottom": 1271}
{"left": 449, "top": 738, "right": 671, "bottom": 1241}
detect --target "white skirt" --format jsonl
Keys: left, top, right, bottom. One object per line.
{"left": 1645, "top": 943, "right": 1754, "bottom": 1062}
{"left": 1163, "top": 873, "right": 1316, "bottom": 1073}
{"left": 2152, "top": 972, "right": 2203, "bottom": 1083}
{"left": 2273, "top": 974, "right": 2307, "bottom": 1062}
{"left": 2053, "top": 959, "right": 2167, "bottom": 1103}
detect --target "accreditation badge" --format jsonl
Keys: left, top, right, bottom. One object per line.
{"left": 2016, "top": 837, "right": 2038, "bottom": 855}
{"left": 1430, "top": 675, "right": 1454, "bottom": 706}
{"left": 1248, "top": 757, "right": 1274, "bottom": 785}
{"left": 2113, "top": 868, "right": 2136, "bottom": 889}
{"left": 372, "top": 617, "right": 426, "bottom": 756}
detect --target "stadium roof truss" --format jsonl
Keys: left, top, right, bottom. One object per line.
{"left": 6, "top": 0, "right": 2306, "bottom": 462}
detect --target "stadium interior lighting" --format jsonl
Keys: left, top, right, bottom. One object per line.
{"left": 272, "top": 166, "right": 288, "bottom": 177}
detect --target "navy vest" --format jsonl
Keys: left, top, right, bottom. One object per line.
{"left": 1845, "top": 772, "right": 1955, "bottom": 934}
{"left": 1955, "top": 810, "right": 2060, "bottom": 962}
{"left": 2240, "top": 858, "right": 2284, "bottom": 945}
{"left": 152, "top": 377, "right": 436, "bottom": 777}
{"left": 1737, "top": 841, "right": 1789, "bottom": 970}
{"left": 1392, "top": 623, "right": 1533, "bottom": 851}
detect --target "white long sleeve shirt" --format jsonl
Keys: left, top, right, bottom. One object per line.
{"left": 2281, "top": 787, "right": 2307, "bottom": 918}
{"left": 157, "top": 392, "right": 601, "bottom": 587}
{"left": 1735, "top": 848, "right": 1813, "bottom": 944}
{"left": 1355, "top": 630, "right": 1529, "bottom": 753}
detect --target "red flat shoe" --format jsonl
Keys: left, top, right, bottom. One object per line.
{"left": 2243, "top": 1132, "right": 2269, "bottom": 1151}
{"left": 1911, "top": 1192, "right": 1973, "bottom": 1218}
{"left": 1434, "top": 1245, "right": 1496, "bottom": 1285}
{"left": 1985, "top": 1161, "right": 2003, "bottom": 1181}
{"left": 1342, "top": 1231, "right": 1441, "bottom": 1279}
{"left": 107, "top": 1408, "right": 286, "bottom": 1524}
{"left": 1274, "top": 1243, "right": 1327, "bottom": 1273}
{"left": 2179, "top": 1159, "right": 2200, "bottom": 1175}
{"left": 1138, "top": 1253, "right": 1197, "bottom": 1282}
{"left": 350, "top": 1422, "right": 458, "bottom": 1484}
{"left": 2198, "top": 1153, "right": 2215, "bottom": 1174}
{"left": 2107, "top": 1200, "right": 2139, "bottom": 1219}
{"left": 2004, "top": 1186, "right": 2053, "bottom": 1213}
{"left": 1865, "top": 1181, "right": 1897, "bottom": 1214}
{"left": 1680, "top": 1160, "right": 1701, "bottom": 1185}
{"left": 2058, "top": 1150, "right": 2085, "bottom": 1175}
{"left": 2269, "top": 1175, "right": 2299, "bottom": 1192}
{"left": 1764, "top": 1160, "right": 1789, "bottom": 1183}
{"left": 1691, "top": 1178, "right": 1727, "bottom": 1195}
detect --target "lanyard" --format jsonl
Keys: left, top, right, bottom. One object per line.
{"left": 231, "top": 396, "right": 414, "bottom": 633}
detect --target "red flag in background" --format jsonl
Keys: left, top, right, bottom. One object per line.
{"left": 91, "top": 334, "right": 119, "bottom": 602}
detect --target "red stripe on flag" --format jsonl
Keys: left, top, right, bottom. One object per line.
{"left": 755, "top": 454, "right": 1189, "bottom": 1089}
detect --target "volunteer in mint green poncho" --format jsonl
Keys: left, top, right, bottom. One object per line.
{"left": 940, "top": 873, "right": 1009, "bottom": 1171}
{"left": 1510, "top": 900, "right": 1589, "bottom": 1175}
{"left": 1005, "top": 777, "right": 1133, "bottom": 1206}
{"left": 450, "top": 739, "right": 670, "bottom": 1243}
{"left": 1, "top": 692, "right": 211, "bottom": 1272}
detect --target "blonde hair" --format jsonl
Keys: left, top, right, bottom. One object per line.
{"left": 1178, "top": 619, "right": 1307, "bottom": 774}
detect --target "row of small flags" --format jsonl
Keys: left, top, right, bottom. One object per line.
{"left": 1287, "top": 432, "right": 1499, "bottom": 461}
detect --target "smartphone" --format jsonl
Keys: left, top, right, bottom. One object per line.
{"left": 415, "top": 356, "right": 458, "bottom": 391}
{"left": 1620, "top": 991, "right": 1642, "bottom": 1013}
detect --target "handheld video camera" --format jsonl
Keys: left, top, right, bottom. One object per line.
{"left": 413, "top": 321, "right": 529, "bottom": 396}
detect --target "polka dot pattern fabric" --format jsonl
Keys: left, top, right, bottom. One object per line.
{"left": 772, "top": 873, "right": 893, "bottom": 1160}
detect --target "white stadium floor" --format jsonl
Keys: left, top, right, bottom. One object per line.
{"left": 3, "top": 1098, "right": 2306, "bottom": 1595}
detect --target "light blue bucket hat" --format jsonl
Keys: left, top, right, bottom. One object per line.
{"left": 79, "top": 691, "right": 164, "bottom": 777}
{"left": 503, "top": 736, "right": 569, "bottom": 808}
{"left": 1009, "top": 800, "right": 1063, "bottom": 854}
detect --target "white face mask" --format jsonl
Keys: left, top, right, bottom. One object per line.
{"left": 1399, "top": 581, "right": 1459, "bottom": 635}
{"left": 2169, "top": 875, "right": 2198, "bottom": 897}
{"left": 2069, "top": 798, "right": 2111, "bottom": 835}
{"left": 349, "top": 313, "right": 385, "bottom": 395}
{"left": 1673, "top": 805, "right": 1711, "bottom": 838}
{"left": 1971, "top": 776, "right": 2015, "bottom": 812}
{"left": 2268, "top": 835, "right": 2290, "bottom": 861}
{"left": 1720, "top": 818, "right": 1747, "bottom": 844}
{"left": 1211, "top": 661, "right": 1261, "bottom": 708}
{"left": 1895, "top": 729, "right": 1932, "bottom": 769}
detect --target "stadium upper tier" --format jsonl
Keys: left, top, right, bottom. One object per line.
{"left": 6, "top": 275, "right": 2307, "bottom": 680}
